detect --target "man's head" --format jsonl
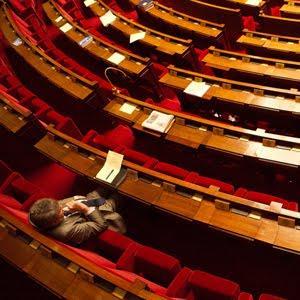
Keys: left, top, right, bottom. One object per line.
{"left": 29, "top": 198, "right": 64, "bottom": 230}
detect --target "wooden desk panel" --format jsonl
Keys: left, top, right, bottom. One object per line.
{"left": 281, "top": 2, "right": 300, "bottom": 19}
{"left": 43, "top": 1, "right": 149, "bottom": 77}
{"left": 255, "top": 218, "right": 278, "bottom": 244}
{"left": 193, "top": 200, "right": 216, "bottom": 224}
{"left": 274, "top": 226, "right": 300, "bottom": 253}
{"left": 0, "top": 6, "right": 96, "bottom": 101}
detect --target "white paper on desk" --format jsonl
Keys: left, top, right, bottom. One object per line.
{"left": 95, "top": 151, "right": 124, "bottom": 183}
{"left": 129, "top": 31, "right": 146, "bottom": 44}
{"left": 108, "top": 52, "right": 125, "bottom": 65}
{"left": 119, "top": 102, "right": 137, "bottom": 114}
{"left": 142, "top": 110, "right": 174, "bottom": 133}
{"left": 12, "top": 37, "right": 22, "bottom": 46}
{"left": 55, "top": 16, "right": 63, "bottom": 23}
{"left": 59, "top": 23, "right": 72, "bottom": 33}
{"left": 183, "top": 81, "right": 210, "bottom": 98}
{"left": 99, "top": 10, "right": 117, "bottom": 27}
{"left": 84, "top": 0, "right": 96, "bottom": 7}
{"left": 246, "top": 0, "right": 260, "bottom": 6}
{"left": 78, "top": 36, "right": 93, "bottom": 47}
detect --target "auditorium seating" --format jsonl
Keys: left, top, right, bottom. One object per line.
{"left": 1, "top": 0, "right": 300, "bottom": 298}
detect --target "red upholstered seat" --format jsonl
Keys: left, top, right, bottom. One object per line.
{"left": 117, "top": 245, "right": 181, "bottom": 287}
{"left": 188, "top": 270, "right": 241, "bottom": 300}
{"left": 104, "top": 125, "right": 135, "bottom": 148}
{"left": 235, "top": 188, "right": 298, "bottom": 211}
{"left": 122, "top": 148, "right": 158, "bottom": 168}
{"left": 9, "top": 0, "right": 29, "bottom": 15}
{"left": 259, "top": 294, "right": 286, "bottom": 300}
{"left": 186, "top": 173, "right": 234, "bottom": 194}
{"left": 270, "top": 6, "right": 281, "bottom": 17}
{"left": 0, "top": 194, "right": 22, "bottom": 210}
{"left": 238, "top": 293, "right": 254, "bottom": 300}
{"left": 0, "top": 161, "right": 22, "bottom": 193}
{"left": 153, "top": 162, "right": 190, "bottom": 180}
{"left": 19, "top": 97, "right": 51, "bottom": 116}
{"left": 242, "top": 16, "right": 259, "bottom": 31}
{"left": 97, "top": 229, "right": 134, "bottom": 262}
{"left": 80, "top": 17, "right": 101, "bottom": 29}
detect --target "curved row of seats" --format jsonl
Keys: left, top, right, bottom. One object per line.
{"left": 0, "top": 160, "right": 285, "bottom": 300}
{"left": 81, "top": 126, "right": 299, "bottom": 211}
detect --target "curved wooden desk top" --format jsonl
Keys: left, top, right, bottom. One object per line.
{"left": 0, "top": 5, "right": 97, "bottom": 101}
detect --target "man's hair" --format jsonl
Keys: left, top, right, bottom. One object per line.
{"left": 29, "top": 198, "right": 62, "bottom": 230}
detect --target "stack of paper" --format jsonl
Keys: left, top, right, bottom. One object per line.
{"left": 84, "top": 0, "right": 96, "bottom": 7}
{"left": 59, "top": 23, "right": 72, "bottom": 33}
{"left": 142, "top": 111, "right": 174, "bottom": 133}
{"left": 138, "top": 0, "right": 154, "bottom": 11}
{"left": 129, "top": 31, "right": 146, "bottom": 44}
{"left": 99, "top": 10, "right": 117, "bottom": 27}
{"left": 78, "top": 36, "right": 93, "bottom": 47}
{"left": 183, "top": 81, "right": 210, "bottom": 97}
{"left": 119, "top": 102, "right": 137, "bottom": 114}
{"left": 108, "top": 52, "right": 125, "bottom": 65}
{"left": 245, "top": 0, "right": 260, "bottom": 6}
{"left": 95, "top": 151, "right": 124, "bottom": 183}
{"left": 12, "top": 37, "right": 22, "bottom": 46}
{"left": 55, "top": 16, "right": 63, "bottom": 23}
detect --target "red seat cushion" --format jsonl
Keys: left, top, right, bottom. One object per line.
{"left": 153, "top": 162, "right": 189, "bottom": 180}
{"left": 122, "top": 148, "right": 158, "bottom": 168}
{"left": 97, "top": 229, "right": 134, "bottom": 262}
{"left": 133, "top": 245, "right": 181, "bottom": 287}
{"left": 259, "top": 294, "right": 286, "bottom": 300}
{"left": 0, "top": 194, "right": 22, "bottom": 210}
{"left": 239, "top": 293, "right": 254, "bottom": 300}
{"left": 189, "top": 270, "right": 240, "bottom": 300}
{"left": 104, "top": 125, "right": 135, "bottom": 148}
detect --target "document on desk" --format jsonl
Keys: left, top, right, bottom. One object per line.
{"left": 119, "top": 102, "right": 137, "bottom": 114}
{"left": 96, "top": 151, "right": 124, "bottom": 183}
{"left": 129, "top": 31, "right": 146, "bottom": 44}
{"left": 84, "top": 0, "right": 96, "bottom": 7}
{"left": 183, "top": 81, "right": 211, "bottom": 98}
{"left": 245, "top": 0, "right": 260, "bottom": 6}
{"left": 60, "top": 23, "right": 72, "bottom": 33}
{"left": 78, "top": 36, "right": 93, "bottom": 48}
{"left": 108, "top": 52, "right": 126, "bottom": 65}
{"left": 99, "top": 10, "right": 117, "bottom": 27}
{"left": 142, "top": 110, "right": 174, "bottom": 133}
{"left": 12, "top": 37, "right": 23, "bottom": 46}
{"left": 55, "top": 16, "right": 63, "bottom": 23}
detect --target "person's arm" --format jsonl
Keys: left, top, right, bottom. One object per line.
{"left": 65, "top": 202, "right": 108, "bottom": 244}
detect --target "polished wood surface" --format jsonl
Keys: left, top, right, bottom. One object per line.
{"left": 159, "top": 65, "right": 300, "bottom": 115}
{"left": 89, "top": 0, "right": 193, "bottom": 58}
{"left": 0, "top": 5, "right": 97, "bottom": 101}
{"left": 281, "top": 1, "right": 300, "bottom": 18}
{"left": 43, "top": 0, "right": 151, "bottom": 78}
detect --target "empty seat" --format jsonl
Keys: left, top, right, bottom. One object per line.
{"left": 121, "top": 148, "right": 158, "bottom": 168}
{"left": 0, "top": 161, "right": 21, "bottom": 193}
{"left": 104, "top": 125, "right": 135, "bottom": 148}
{"left": 153, "top": 162, "right": 190, "bottom": 180}
{"left": 259, "top": 294, "right": 286, "bottom": 300}
{"left": 235, "top": 188, "right": 298, "bottom": 211}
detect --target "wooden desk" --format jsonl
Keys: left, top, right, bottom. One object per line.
{"left": 259, "top": 12, "right": 300, "bottom": 38}
{"left": 280, "top": 1, "right": 300, "bottom": 19}
{"left": 159, "top": 65, "right": 300, "bottom": 116}
{"left": 237, "top": 29, "right": 300, "bottom": 60}
{"left": 0, "top": 6, "right": 97, "bottom": 102}
{"left": 43, "top": 0, "right": 151, "bottom": 79}
{"left": 129, "top": 0, "right": 225, "bottom": 47}
{"left": 32, "top": 126, "right": 300, "bottom": 253}
{"left": 88, "top": 0, "right": 195, "bottom": 65}
{"left": 104, "top": 93, "right": 300, "bottom": 168}
{"left": 203, "top": 46, "right": 300, "bottom": 88}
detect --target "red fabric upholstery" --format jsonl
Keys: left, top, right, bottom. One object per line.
{"left": 9, "top": 0, "right": 28, "bottom": 14}
{"left": 242, "top": 16, "right": 258, "bottom": 31}
{"left": 270, "top": 6, "right": 281, "bottom": 17}
{"left": 116, "top": 242, "right": 141, "bottom": 271}
{"left": 97, "top": 229, "right": 134, "bottom": 262}
{"left": 80, "top": 17, "right": 101, "bottom": 29}
{"left": 0, "top": 194, "right": 22, "bottom": 210}
{"left": 122, "top": 148, "right": 158, "bottom": 168}
{"left": 187, "top": 173, "right": 234, "bottom": 194}
{"left": 19, "top": 97, "right": 51, "bottom": 116}
{"left": 104, "top": 125, "right": 135, "bottom": 148}
{"left": 131, "top": 245, "right": 181, "bottom": 287}
{"left": 166, "top": 267, "right": 193, "bottom": 297}
{"left": 259, "top": 294, "right": 286, "bottom": 300}
{"left": 189, "top": 270, "right": 240, "bottom": 300}
{"left": 21, "top": 191, "right": 48, "bottom": 212}
{"left": 238, "top": 293, "right": 254, "bottom": 300}
{"left": 153, "top": 162, "right": 189, "bottom": 180}
{"left": 235, "top": 188, "right": 298, "bottom": 211}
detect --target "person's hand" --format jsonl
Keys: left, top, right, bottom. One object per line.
{"left": 65, "top": 201, "right": 89, "bottom": 214}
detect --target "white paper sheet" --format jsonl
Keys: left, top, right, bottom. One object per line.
{"left": 84, "top": 0, "right": 96, "bottom": 7}
{"left": 55, "top": 16, "right": 63, "bottom": 23}
{"left": 142, "top": 110, "right": 174, "bottom": 133}
{"left": 129, "top": 31, "right": 146, "bottom": 44}
{"left": 108, "top": 52, "right": 125, "bottom": 65}
{"left": 246, "top": 0, "right": 260, "bottom": 6}
{"left": 269, "top": 201, "right": 283, "bottom": 211}
{"left": 183, "top": 81, "right": 210, "bottom": 98}
{"left": 12, "top": 37, "right": 22, "bottom": 46}
{"left": 96, "top": 151, "right": 124, "bottom": 183}
{"left": 59, "top": 23, "right": 72, "bottom": 33}
{"left": 119, "top": 102, "right": 137, "bottom": 114}
{"left": 99, "top": 10, "right": 117, "bottom": 27}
